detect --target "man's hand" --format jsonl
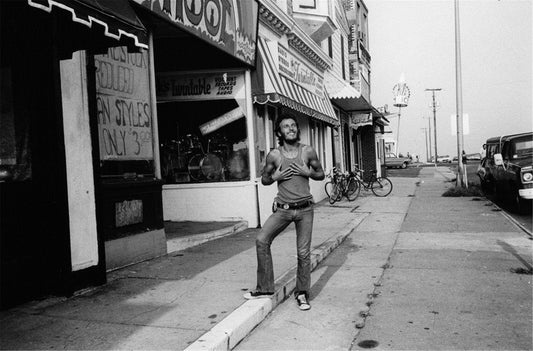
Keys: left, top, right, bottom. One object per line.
{"left": 288, "top": 162, "right": 311, "bottom": 178}
{"left": 272, "top": 163, "right": 294, "bottom": 181}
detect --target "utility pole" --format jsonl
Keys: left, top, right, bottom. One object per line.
{"left": 422, "top": 127, "right": 429, "bottom": 163}
{"left": 455, "top": 0, "right": 467, "bottom": 187}
{"left": 424, "top": 115, "right": 432, "bottom": 162}
{"left": 426, "top": 88, "right": 441, "bottom": 166}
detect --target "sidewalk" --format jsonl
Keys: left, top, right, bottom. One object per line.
{"left": 1, "top": 167, "right": 530, "bottom": 350}
{"left": 0, "top": 186, "right": 370, "bottom": 350}
{"left": 234, "top": 166, "right": 532, "bottom": 351}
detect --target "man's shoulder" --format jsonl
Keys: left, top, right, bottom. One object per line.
{"left": 301, "top": 144, "right": 317, "bottom": 155}
{"left": 266, "top": 148, "right": 281, "bottom": 161}
{"left": 269, "top": 148, "right": 281, "bottom": 156}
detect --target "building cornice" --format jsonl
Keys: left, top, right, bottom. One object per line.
{"left": 259, "top": 0, "right": 333, "bottom": 71}
{"left": 258, "top": 4, "right": 291, "bottom": 37}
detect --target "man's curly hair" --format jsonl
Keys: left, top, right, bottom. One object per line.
{"left": 274, "top": 113, "right": 300, "bottom": 146}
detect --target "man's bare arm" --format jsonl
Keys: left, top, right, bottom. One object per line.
{"left": 305, "top": 145, "right": 325, "bottom": 180}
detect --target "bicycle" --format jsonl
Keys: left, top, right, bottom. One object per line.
{"left": 351, "top": 166, "right": 393, "bottom": 198}
{"left": 325, "top": 168, "right": 359, "bottom": 204}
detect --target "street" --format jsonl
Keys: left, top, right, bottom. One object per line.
{"left": 235, "top": 167, "right": 532, "bottom": 351}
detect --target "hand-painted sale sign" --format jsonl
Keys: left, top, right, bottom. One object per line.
{"left": 133, "top": 0, "right": 258, "bottom": 66}
{"left": 95, "top": 47, "right": 153, "bottom": 160}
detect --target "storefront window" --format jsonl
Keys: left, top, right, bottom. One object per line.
{"left": 156, "top": 71, "right": 250, "bottom": 184}
{"left": 158, "top": 100, "right": 249, "bottom": 183}
{"left": 0, "top": 67, "right": 31, "bottom": 182}
{"left": 94, "top": 46, "right": 155, "bottom": 177}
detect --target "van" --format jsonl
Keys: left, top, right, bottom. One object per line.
{"left": 477, "top": 132, "right": 533, "bottom": 211}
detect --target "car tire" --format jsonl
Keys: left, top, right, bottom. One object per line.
{"left": 401, "top": 162, "right": 407, "bottom": 169}
{"left": 512, "top": 184, "right": 531, "bottom": 214}
{"left": 480, "top": 178, "right": 491, "bottom": 194}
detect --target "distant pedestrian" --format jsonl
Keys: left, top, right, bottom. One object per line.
{"left": 480, "top": 144, "right": 487, "bottom": 160}
{"left": 243, "top": 113, "right": 325, "bottom": 311}
{"left": 462, "top": 150, "right": 467, "bottom": 164}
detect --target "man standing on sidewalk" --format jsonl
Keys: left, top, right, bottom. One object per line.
{"left": 244, "top": 114, "right": 325, "bottom": 311}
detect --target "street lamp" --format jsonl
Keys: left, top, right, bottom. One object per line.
{"left": 425, "top": 88, "right": 442, "bottom": 166}
{"left": 392, "top": 74, "right": 410, "bottom": 155}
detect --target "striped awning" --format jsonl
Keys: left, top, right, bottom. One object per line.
{"left": 253, "top": 37, "right": 338, "bottom": 126}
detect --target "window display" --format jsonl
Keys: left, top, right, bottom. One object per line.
{"left": 156, "top": 70, "right": 250, "bottom": 184}
{"left": 158, "top": 100, "right": 249, "bottom": 184}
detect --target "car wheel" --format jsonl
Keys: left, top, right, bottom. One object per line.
{"left": 480, "top": 178, "right": 491, "bottom": 194}
{"left": 401, "top": 162, "right": 407, "bottom": 169}
{"left": 493, "top": 181, "right": 502, "bottom": 202}
{"left": 513, "top": 184, "right": 531, "bottom": 214}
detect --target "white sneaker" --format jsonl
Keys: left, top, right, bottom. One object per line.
{"left": 295, "top": 294, "right": 311, "bottom": 310}
{"left": 243, "top": 291, "right": 274, "bottom": 300}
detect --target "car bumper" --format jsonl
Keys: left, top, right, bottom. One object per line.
{"left": 518, "top": 188, "right": 533, "bottom": 200}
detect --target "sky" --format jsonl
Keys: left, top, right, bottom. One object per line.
{"left": 365, "top": 0, "right": 532, "bottom": 160}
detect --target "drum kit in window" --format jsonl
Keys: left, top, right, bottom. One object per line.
{"left": 161, "top": 133, "right": 249, "bottom": 183}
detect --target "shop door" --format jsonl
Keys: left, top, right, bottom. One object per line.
{"left": 0, "top": 13, "right": 70, "bottom": 309}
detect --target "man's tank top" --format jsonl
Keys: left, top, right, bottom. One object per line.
{"left": 276, "top": 144, "right": 313, "bottom": 203}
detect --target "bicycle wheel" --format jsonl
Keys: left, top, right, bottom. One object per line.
{"left": 325, "top": 181, "right": 334, "bottom": 199}
{"left": 328, "top": 183, "right": 342, "bottom": 204}
{"left": 346, "top": 178, "right": 361, "bottom": 201}
{"left": 371, "top": 177, "right": 393, "bottom": 197}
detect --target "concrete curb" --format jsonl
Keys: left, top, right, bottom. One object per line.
{"left": 184, "top": 215, "right": 364, "bottom": 351}
{"left": 488, "top": 201, "right": 533, "bottom": 237}
{"left": 166, "top": 221, "right": 248, "bottom": 254}
{"left": 434, "top": 167, "right": 456, "bottom": 182}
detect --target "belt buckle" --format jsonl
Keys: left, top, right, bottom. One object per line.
{"left": 282, "top": 204, "right": 289, "bottom": 210}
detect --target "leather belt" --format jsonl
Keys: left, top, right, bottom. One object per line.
{"left": 277, "top": 200, "right": 313, "bottom": 210}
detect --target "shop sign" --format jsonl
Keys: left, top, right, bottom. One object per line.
{"left": 199, "top": 107, "right": 244, "bottom": 135}
{"left": 277, "top": 44, "right": 324, "bottom": 98}
{"left": 349, "top": 60, "right": 361, "bottom": 91}
{"left": 156, "top": 71, "right": 245, "bottom": 101}
{"left": 392, "top": 82, "right": 410, "bottom": 107}
{"left": 133, "top": 0, "right": 258, "bottom": 65}
{"left": 350, "top": 113, "right": 372, "bottom": 129}
{"left": 95, "top": 47, "right": 154, "bottom": 161}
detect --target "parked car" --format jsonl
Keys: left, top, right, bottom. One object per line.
{"left": 437, "top": 155, "right": 452, "bottom": 163}
{"left": 466, "top": 153, "right": 481, "bottom": 161}
{"left": 477, "top": 132, "right": 533, "bottom": 212}
{"left": 385, "top": 153, "right": 411, "bottom": 169}
{"left": 452, "top": 153, "right": 481, "bottom": 162}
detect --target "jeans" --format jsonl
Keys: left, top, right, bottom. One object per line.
{"left": 255, "top": 205, "right": 314, "bottom": 296}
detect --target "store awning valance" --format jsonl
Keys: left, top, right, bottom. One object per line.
{"left": 324, "top": 71, "right": 361, "bottom": 100}
{"left": 324, "top": 71, "right": 373, "bottom": 112}
{"left": 350, "top": 113, "right": 372, "bottom": 130}
{"left": 28, "top": 0, "right": 148, "bottom": 49}
{"left": 371, "top": 107, "right": 390, "bottom": 127}
{"left": 253, "top": 37, "right": 338, "bottom": 126}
